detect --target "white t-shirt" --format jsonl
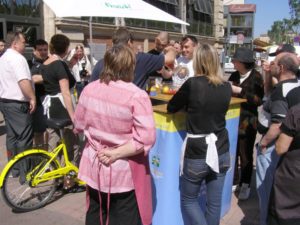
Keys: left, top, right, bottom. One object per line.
{"left": 239, "top": 70, "right": 251, "bottom": 84}
{"left": 0, "top": 49, "right": 32, "bottom": 101}
{"left": 173, "top": 56, "right": 194, "bottom": 87}
{"left": 176, "top": 56, "right": 194, "bottom": 77}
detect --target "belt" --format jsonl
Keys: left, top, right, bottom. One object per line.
{"left": 0, "top": 98, "right": 28, "bottom": 104}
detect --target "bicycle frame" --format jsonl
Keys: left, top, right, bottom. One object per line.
{"left": 0, "top": 141, "right": 84, "bottom": 188}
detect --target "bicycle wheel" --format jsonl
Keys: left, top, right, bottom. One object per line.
{"left": 1, "top": 153, "right": 59, "bottom": 211}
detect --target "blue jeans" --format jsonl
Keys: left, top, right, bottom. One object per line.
{"left": 256, "top": 144, "right": 279, "bottom": 225}
{"left": 180, "top": 152, "right": 230, "bottom": 225}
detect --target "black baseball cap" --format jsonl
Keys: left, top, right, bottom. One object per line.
{"left": 269, "top": 44, "right": 296, "bottom": 56}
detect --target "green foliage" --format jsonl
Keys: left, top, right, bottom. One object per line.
{"left": 267, "top": 1, "right": 299, "bottom": 44}
{"left": 289, "top": 0, "right": 300, "bottom": 19}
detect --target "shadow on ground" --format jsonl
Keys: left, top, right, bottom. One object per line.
{"left": 236, "top": 168, "right": 260, "bottom": 225}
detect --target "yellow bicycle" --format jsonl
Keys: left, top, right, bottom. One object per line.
{"left": 0, "top": 118, "right": 85, "bottom": 212}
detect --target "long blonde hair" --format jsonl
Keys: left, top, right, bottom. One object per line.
{"left": 193, "top": 43, "right": 224, "bottom": 85}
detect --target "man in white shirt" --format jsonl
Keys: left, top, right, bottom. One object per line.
{"left": 174, "top": 35, "right": 198, "bottom": 87}
{"left": 0, "top": 32, "right": 36, "bottom": 162}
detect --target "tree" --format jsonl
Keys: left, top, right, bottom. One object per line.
{"left": 289, "top": 0, "right": 300, "bottom": 19}
{"left": 268, "top": 21, "right": 285, "bottom": 44}
{"left": 267, "top": 1, "right": 299, "bottom": 44}
{"left": 288, "top": 0, "right": 300, "bottom": 34}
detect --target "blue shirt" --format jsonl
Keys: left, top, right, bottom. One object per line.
{"left": 90, "top": 52, "right": 164, "bottom": 89}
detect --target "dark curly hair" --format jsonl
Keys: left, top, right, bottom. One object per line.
{"left": 49, "top": 34, "right": 70, "bottom": 55}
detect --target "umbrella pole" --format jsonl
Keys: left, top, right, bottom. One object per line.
{"left": 89, "top": 17, "right": 94, "bottom": 70}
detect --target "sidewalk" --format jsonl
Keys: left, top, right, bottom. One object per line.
{"left": 0, "top": 115, "right": 260, "bottom": 225}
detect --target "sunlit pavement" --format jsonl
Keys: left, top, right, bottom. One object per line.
{"left": 0, "top": 112, "right": 259, "bottom": 225}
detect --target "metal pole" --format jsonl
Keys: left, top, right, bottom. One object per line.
{"left": 89, "top": 17, "right": 94, "bottom": 70}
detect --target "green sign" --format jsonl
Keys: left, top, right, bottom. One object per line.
{"left": 105, "top": 2, "right": 131, "bottom": 9}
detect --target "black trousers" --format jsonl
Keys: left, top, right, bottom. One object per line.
{"left": 86, "top": 186, "right": 141, "bottom": 225}
{"left": 0, "top": 101, "right": 33, "bottom": 160}
{"left": 234, "top": 125, "right": 257, "bottom": 186}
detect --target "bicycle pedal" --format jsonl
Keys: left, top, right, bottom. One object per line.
{"left": 63, "top": 176, "right": 75, "bottom": 190}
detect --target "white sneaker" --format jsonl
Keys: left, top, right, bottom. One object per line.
{"left": 238, "top": 183, "right": 250, "bottom": 200}
{"left": 232, "top": 184, "right": 240, "bottom": 192}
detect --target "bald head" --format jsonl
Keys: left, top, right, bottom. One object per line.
{"left": 276, "top": 52, "right": 299, "bottom": 75}
{"left": 155, "top": 31, "right": 169, "bottom": 52}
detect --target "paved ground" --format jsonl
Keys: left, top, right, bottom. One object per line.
{"left": 0, "top": 112, "right": 260, "bottom": 225}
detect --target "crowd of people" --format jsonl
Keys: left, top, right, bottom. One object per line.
{"left": 0, "top": 27, "right": 299, "bottom": 225}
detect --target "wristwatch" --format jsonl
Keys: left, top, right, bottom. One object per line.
{"left": 258, "top": 140, "right": 267, "bottom": 149}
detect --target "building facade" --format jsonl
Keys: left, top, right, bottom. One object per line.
{"left": 1, "top": 0, "right": 225, "bottom": 59}
{"left": 223, "top": 3, "right": 256, "bottom": 56}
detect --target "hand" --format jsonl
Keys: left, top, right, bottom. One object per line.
{"left": 97, "top": 152, "right": 112, "bottom": 167}
{"left": 163, "top": 45, "right": 176, "bottom": 54}
{"left": 29, "top": 98, "right": 36, "bottom": 114}
{"left": 68, "top": 54, "right": 77, "bottom": 67}
{"left": 257, "top": 141, "right": 267, "bottom": 154}
{"left": 231, "top": 84, "right": 242, "bottom": 94}
{"left": 262, "top": 60, "right": 270, "bottom": 72}
{"left": 97, "top": 149, "right": 119, "bottom": 166}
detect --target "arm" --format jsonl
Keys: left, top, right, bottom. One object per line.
{"left": 260, "top": 123, "right": 281, "bottom": 152}
{"left": 231, "top": 84, "right": 242, "bottom": 94}
{"left": 163, "top": 46, "right": 176, "bottom": 67}
{"left": 32, "top": 74, "right": 43, "bottom": 84}
{"left": 59, "top": 78, "right": 74, "bottom": 121}
{"left": 167, "top": 79, "right": 190, "bottom": 113}
{"left": 85, "top": 56, "right": 92, "bottom": 76}
{"left": 233, "top": 72, "right": 264, "bottom": 106}
{"left": 275, "top": 133, "right": 293, "bottom": 155}
{"left": 99, "top": 141, "right": 144, "bottom": 166}
{"left": 99, "top": 91, "right": 156, "bottom": 165}
{"left": 275, "top": 106, "right": 297, "bottom": 155}
{"left": 73, "top": 91, "right": 87, "bottom": 133}
{"left": 18, "top": 79, "right": 36, "bottom": 114}
{"left": 158, "top": 66, "right": 174, "bottom": 79}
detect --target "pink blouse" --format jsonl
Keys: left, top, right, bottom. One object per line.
{"left": 73, "top": 80, "right": 156, "bottom": 193}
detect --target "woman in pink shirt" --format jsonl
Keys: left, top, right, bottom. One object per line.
{"left": 73, "top": 45, "right": 156, "bottom": 225}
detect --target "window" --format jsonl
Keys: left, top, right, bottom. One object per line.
{"left": 158, "top": 0, "right": 178, "bottom": 5}
{"left": 6, "top": 21, "right": 38, "bottom": 46}
{"left": 231, "top": 15, "right": 253, "bottom": 27}
{"left": 186, "top": 0, "right": 214, "bottom": 36}
{"left": 230, "top": 27, "right": 253, "bottom": 38}
{"left": 13, "top": 0, "right": 40, "bottom": 17}
{"left": 125, "top": 0, "right": 181, "bottom": 32}
{"left": 0, "top": 0, "right": 11, "bottom": 14}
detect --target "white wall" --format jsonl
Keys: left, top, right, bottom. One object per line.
{"left": 223, "top": 0, "right": 244, "bottom": 5}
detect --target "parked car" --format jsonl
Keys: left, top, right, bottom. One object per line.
{"left": 224, "top": 56, "right": 235, "bottom": 73}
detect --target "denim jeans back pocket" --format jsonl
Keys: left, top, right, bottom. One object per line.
{"left": 182, "top": 158, "right": 208, "bottom": 182}
{"left": 218, "top": 152, "right": 231, "bottom": 173}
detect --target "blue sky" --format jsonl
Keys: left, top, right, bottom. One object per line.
{"left": 244, "top": 0, "right": 291, "bottom": 37}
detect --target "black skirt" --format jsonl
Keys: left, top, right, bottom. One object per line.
{"left": 49, "top": 97, "right": 70, "bottom": 120}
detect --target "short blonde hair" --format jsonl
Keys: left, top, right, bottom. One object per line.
{"left": 193, "top": 43, "right": 224, "bottom": 86}
{"left": 100, "top": 45, "right": 136, "bottom": 84}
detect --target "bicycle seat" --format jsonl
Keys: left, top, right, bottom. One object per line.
{"left": 46, "top": 118, "right": 73, "bottom": 130}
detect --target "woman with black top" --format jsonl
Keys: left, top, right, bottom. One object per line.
{"left": 41, "top": 34, "right": 80, "bottom": 178}
{"left": 229, "top": 47, "right": 264, "bottom": 200}
{"left": 167, "top": 43, "right": 232, "bottom": 225}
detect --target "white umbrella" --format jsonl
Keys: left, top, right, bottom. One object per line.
{"left": 43, "top": 0, "right": 188, "bottom": 25}
{"left": 43, "top": 0, "right": 189, "bottom": 66}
